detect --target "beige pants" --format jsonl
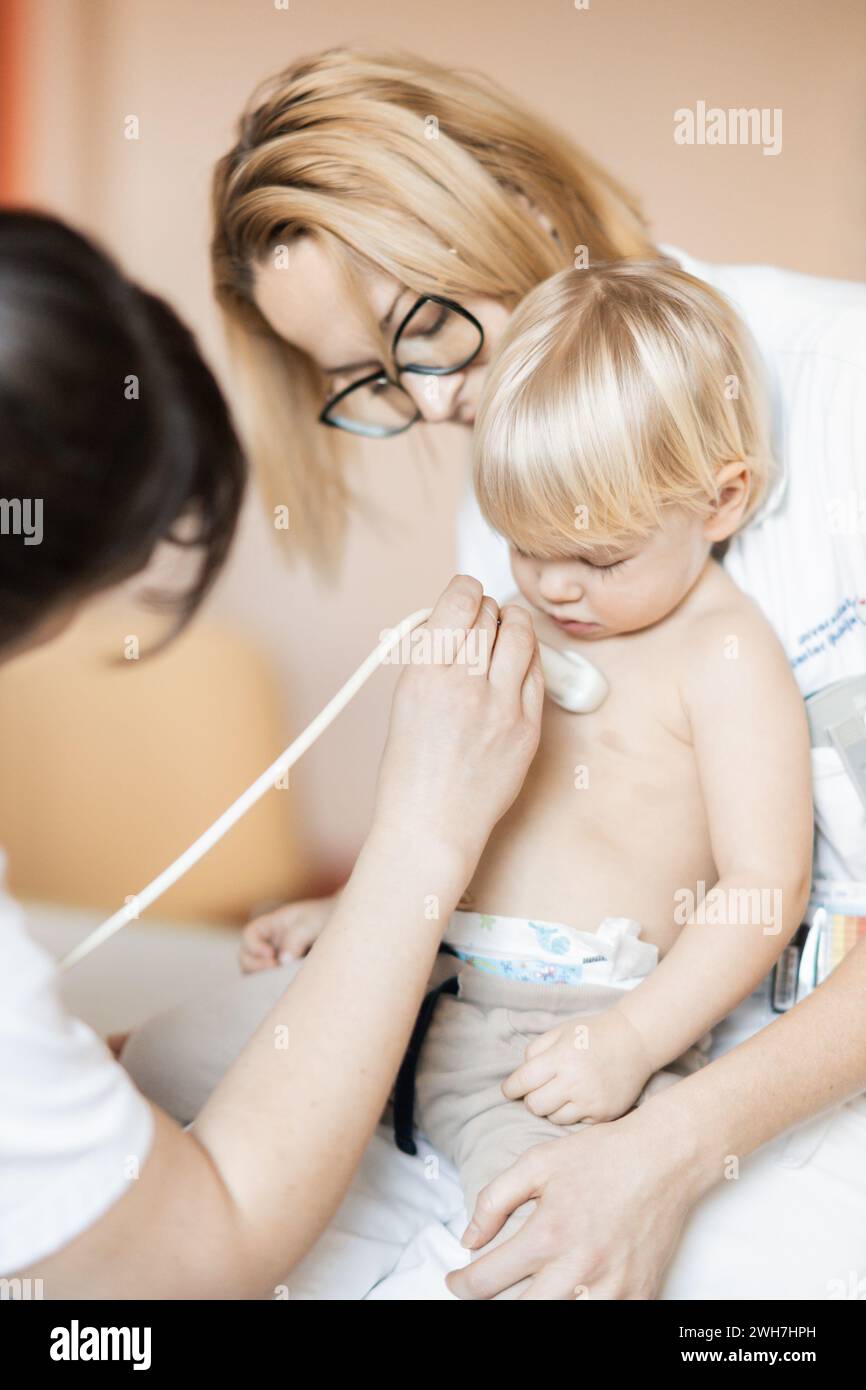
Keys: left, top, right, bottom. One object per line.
{"left": 415, "top": 962, "right": 709, "bottom": 1295}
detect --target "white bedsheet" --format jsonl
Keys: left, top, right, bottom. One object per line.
{"left": 288, "top": 1131, "right": 468, "bottom": 1300}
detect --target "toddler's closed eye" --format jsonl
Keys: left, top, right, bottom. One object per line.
{"left": 592, "top": 557, "right": 630, "bottom": 577}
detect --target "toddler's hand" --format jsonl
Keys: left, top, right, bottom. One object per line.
{"left": 239, "top": 894, "right": 336, "bottom": 974}
{"left": 502, "top": 1007, "right": 654, "bottom": 1125}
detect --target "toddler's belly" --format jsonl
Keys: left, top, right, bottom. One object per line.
{"left": 462, "top": 674, "right": 717, "bottom": 951}
{"left": 463, "top": 799, "right": 716, "bottom": 956}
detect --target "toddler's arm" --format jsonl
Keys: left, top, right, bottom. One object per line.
{"left": 616, "top": 599, "right": 813, "bottom": 1072}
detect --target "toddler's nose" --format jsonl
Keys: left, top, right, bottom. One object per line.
{"left": 538, "top": 562, "right": 584, "bottom": 604}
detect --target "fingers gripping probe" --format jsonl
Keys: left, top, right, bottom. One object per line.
{"left": 58, "top": 607, "right": 607, "bottom": 973}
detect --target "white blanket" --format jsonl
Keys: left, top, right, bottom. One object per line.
{"left": 289, "top": 1131, "right": 468, "bottom": 1301}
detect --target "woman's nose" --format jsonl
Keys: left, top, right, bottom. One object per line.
{"left": 401, "top": 371, "right": 465, "bottom": 422}
{"left": 538, "top": 563, "right": 584, "bottom": 603}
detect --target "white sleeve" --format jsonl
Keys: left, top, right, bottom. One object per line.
{"left": 455, "top": 481, "right": 515, "bottom": 603}
{"left": 721, "top": 297, "right": 866, "bottom": 884}
{"left": 723, "top": 299, "right": 866, "bottom": 693}
{"left": 0, "top": 888, "right": 154, "bottom": 1274}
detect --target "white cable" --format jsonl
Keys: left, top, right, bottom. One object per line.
{"left": 58, "top": 604, "right": 609, "bottom": 973}
{"left": 58, "top": 607, "right": 433, "bottom": 973}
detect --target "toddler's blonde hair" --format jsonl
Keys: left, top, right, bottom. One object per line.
{"left": 474, "top": 261, "right": 774, "bottom": 557}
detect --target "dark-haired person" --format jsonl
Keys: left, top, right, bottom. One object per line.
{"left": 0, "top": 210, "right": 543, "bottom": 1296}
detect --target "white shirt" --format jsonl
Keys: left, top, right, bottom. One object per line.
{"left": 457, "top": 248, "right": 866, "bottom": 880}
{"left": 0, "top": 873, "right": 154, "bottom": 1273}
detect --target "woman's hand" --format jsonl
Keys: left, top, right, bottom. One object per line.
{"left": 372, "top": 575, "right": 543, "bottom": 885}
{"left": 447, "top": 1096, "right": 702, "bottom": 1300}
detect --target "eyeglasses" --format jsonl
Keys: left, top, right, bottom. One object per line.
{"left": 319, "top": 295, "right": 484, "bottom": 438}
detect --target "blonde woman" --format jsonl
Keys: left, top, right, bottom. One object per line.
{"left": 130, "top": 48, "right": 866, "bottom": 1299}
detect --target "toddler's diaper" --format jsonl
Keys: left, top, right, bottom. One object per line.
{"left": 443, "top": 909, "right": 658, "bottom": 988}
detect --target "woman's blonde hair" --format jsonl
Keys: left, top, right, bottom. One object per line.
{"left": 211, "top": 47, "right": 656, "bottom": 571}
{"left": 473, "top": 261, "right": 775, "bottom": 557}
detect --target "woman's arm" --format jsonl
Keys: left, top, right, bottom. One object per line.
{"left": 660, "top": 924, "right": 866, "bottom": 1159}
{"left": 18, "top": 577, "right": 543, "bottom": 1298}
{"left": 448, "top": 932, "right": 866, "bottom": 1300}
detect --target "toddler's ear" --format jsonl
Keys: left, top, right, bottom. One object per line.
{"left": 704, "top": 462, "right": 751, "bottom": 543}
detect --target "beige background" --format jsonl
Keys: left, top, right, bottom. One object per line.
{"left": 9, "top": 0, "right": 866, "bottom": 903}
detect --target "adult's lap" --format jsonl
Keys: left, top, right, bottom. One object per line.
{"left": 122, "top": 969, "right": 866, "bottom": 1299}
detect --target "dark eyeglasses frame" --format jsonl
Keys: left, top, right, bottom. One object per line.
{"left": 318, "top": 294, "right": 485, "bottom": 438}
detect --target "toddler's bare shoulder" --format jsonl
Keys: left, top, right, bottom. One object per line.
{"left": 688, "top": 565, "right": 777, "bottom": 643}
{"left": 682, "top": 576, "right": 791, "bottom": 693}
